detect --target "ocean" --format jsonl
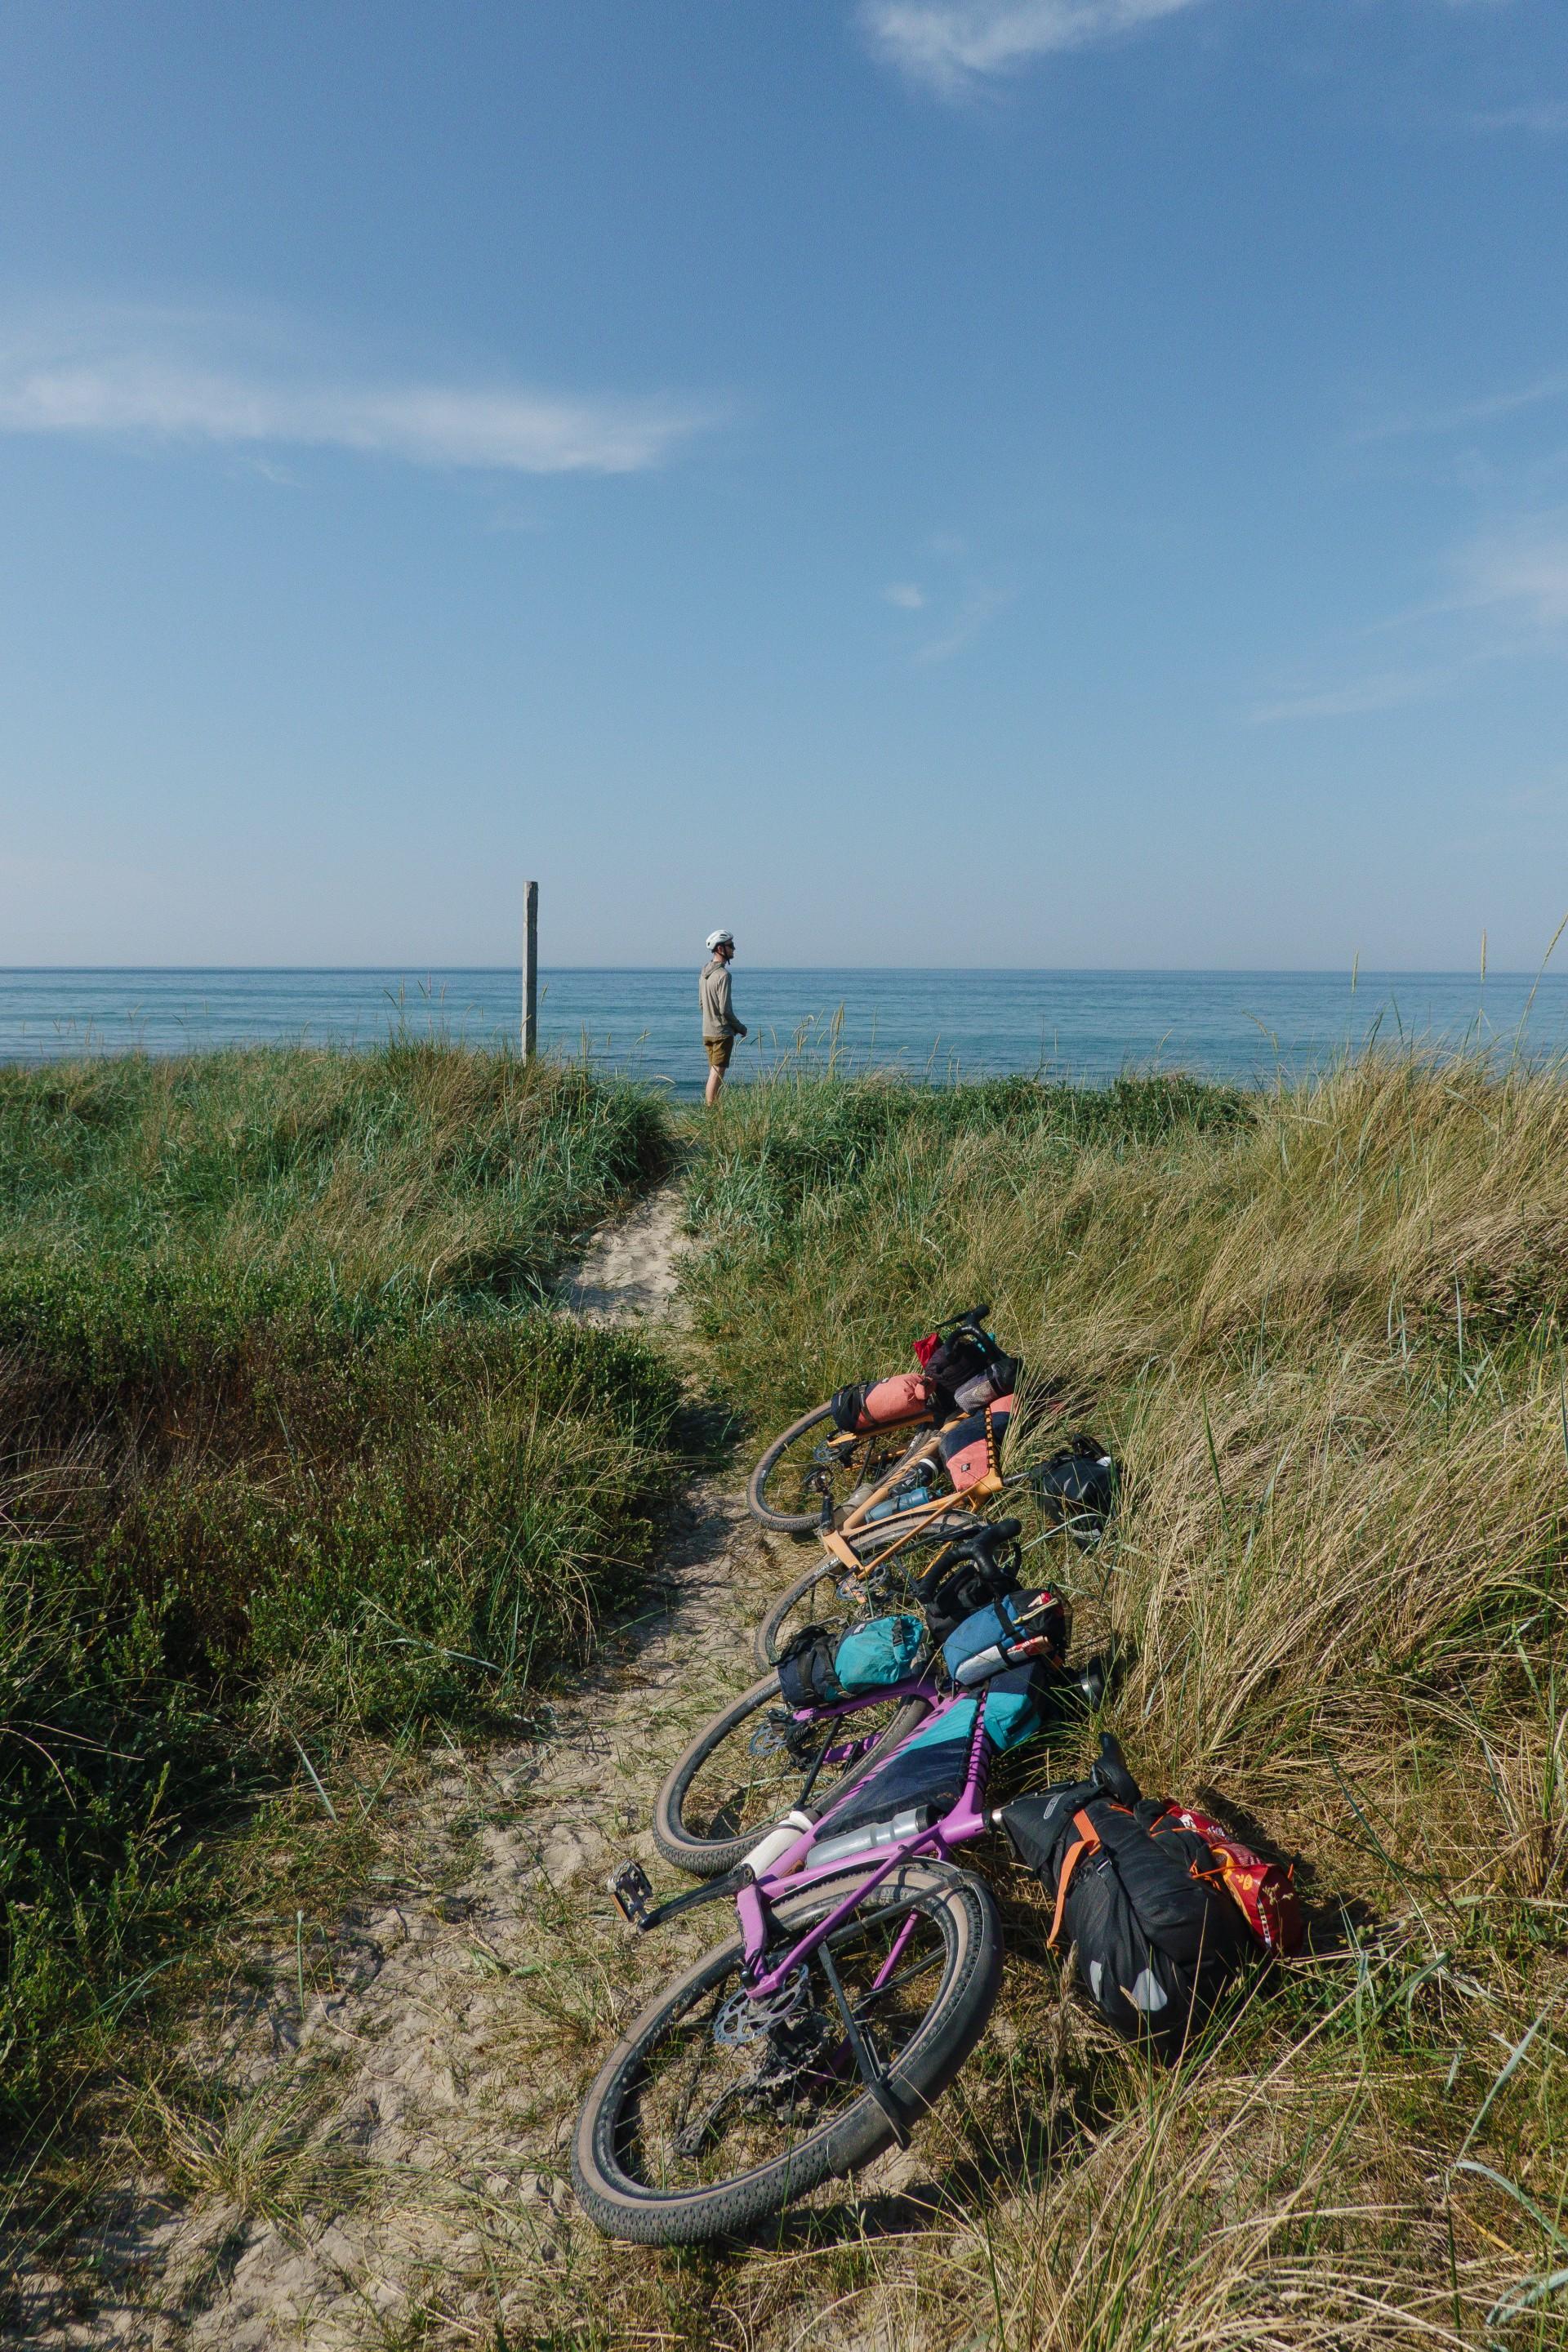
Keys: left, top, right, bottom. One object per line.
{"left": 0, "top": 968, "right": 1561, "bottom": 1099}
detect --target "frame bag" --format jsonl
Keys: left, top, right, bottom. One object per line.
{"left": 938, "top": 1396, "right": 1013, "bottom": 1491}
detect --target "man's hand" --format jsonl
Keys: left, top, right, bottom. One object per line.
{"left": 737, "top": 1023, "right": 748, "bottom": 1037}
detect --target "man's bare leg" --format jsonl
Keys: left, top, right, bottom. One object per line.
{"left": 705, "top": 1062, "right": 724, "bottom": 1107}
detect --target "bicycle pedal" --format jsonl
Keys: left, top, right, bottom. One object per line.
{"left": 607, "top": 1860, "right": 654, "bottom": 1927}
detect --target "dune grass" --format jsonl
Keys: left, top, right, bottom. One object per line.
{"left": 674, "top": 1058, "right": 1568, "bottom": 2349}
{"left": 0, "top": 1042, "right": 679, "bottom": 2150}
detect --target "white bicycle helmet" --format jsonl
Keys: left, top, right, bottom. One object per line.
{"left": 706, "top": 929, "right": 734, "bottom": 951}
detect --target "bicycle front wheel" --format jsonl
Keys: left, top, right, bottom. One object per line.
{"left": 572, "top": 1859, "right": 1001, "bottom": 2246}
{"left": 653, "top": 1673, "right": 930, "bottom": 1878}
{"left": 746, "top": 1403, "right": 849, "bottom": 1534}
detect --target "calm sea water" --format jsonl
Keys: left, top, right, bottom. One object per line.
{"left": 0, "top": 969, "right": 1562, "bottom": 1099}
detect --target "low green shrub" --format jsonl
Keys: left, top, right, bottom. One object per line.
{"left": 0, "top": 1044, "right": 679, "bottom": 2143}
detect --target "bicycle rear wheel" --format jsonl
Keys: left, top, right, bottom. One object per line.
{"left": 572, "top": 1859, "right": 1000, "bottom": 2246}
{"left": 747, "top": 1408, "right": 934, "bottom": 1535}
{"left": 653, "top": 1674, "right": 931, "bottom": 1878}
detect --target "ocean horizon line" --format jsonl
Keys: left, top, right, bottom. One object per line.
{"left": 0, "top": 964, "right": 1555, "bottom": 982}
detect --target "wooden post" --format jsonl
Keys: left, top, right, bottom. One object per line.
{"left": 522, "top": 880, "right": 538, "bottom": 1060}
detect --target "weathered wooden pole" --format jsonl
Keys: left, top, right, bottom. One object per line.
{"left": 522, "top": 880, "right": 538, "bottom": 1060}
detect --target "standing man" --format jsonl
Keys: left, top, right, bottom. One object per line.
{"left": 700, "top": 928, "right": 747, "bottom": 1106}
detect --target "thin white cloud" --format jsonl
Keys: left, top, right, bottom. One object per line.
{"left": 858, "top": 0, "right": 1212, "bottom": 96}
{"left": 1455, "top": 519, "right": 1568, "bottom": 629}
{"left": 1248, "top": 517, "right": 1568, "bottom": 724}
{"left": 915, "top": 581, "right": 1011, "bottom": 662}
{"left": 1246, "top": 667, "right": 1456, "bottom": 725}
{"left": 0, "top": 307, "right": 715, "bottom": 475}
{"left": 1356, "top": 372, "right": 1568, "bottom": 443}
{"left": 859, "top": 0, "right": 1525, "bottom": 98}
{"left": 884, "top": 581, "right": 927, "bottom": 608}
{"left": 1466, "top": 101, "right": 1568, "bottom": 135}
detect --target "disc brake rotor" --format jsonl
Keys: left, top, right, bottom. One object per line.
{"left": 747, "top": 1711, "right": 800, "bottom": 1760}
{"left": 713, "top": 1967, "right": 809, "bottom": 2046}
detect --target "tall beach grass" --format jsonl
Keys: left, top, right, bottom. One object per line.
{"left": 675, "top": 1054, "right": 1568, "bottom": 2347}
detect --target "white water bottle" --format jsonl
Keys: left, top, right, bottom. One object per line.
{"left": 742, "top": 1811, "right": 813, "bottom": 1881}
{"left": 808, "top": 1807, "right": 933, "bottom": 1872}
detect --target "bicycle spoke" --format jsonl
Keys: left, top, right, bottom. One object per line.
{"left": 854, "top": 1949, "right": 946, "bottom": 2011}
{"left": 620, "top": 1892, "right": 951, "bottom": 2196}
{"left": 684, "top": 1694, "right": 914, "bottom": 1845}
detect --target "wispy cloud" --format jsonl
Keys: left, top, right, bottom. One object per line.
{"left": 858, "top": 0, "right": 1526, "bottom": 99}
{"left": 884, "top": 580, "right": 927, "bottom": 608}
{"left": 0, "top": 305, "right": 715, "bottom": 475}
{"left": 1455, "top": 517, "right": 1568, "bottom": 630}
{"left": 1248, "top": 519, "right": 1568, "bottom": 723}
{"left": 1246, "top": 666, "right": 1458, "bottom": 725}
{"left": 915, "top": 581, "right": 1012, "bottom": 662}
{"left": 858, "top": 0, "right": 1208, "bottom": 96}
{"left": 1465, "top": 100, "right": 1568, "bottom": 136}
{"left": 1356, "top": 372, "right": 1568, "bottom": 444}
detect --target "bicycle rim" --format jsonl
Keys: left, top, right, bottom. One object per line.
{"left": 572, "top": 1861, "right": 1000, "bottom": 2243}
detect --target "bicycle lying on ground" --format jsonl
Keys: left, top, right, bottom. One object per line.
{"left": 573, "top": 1532, "right": 1105, "bottom": 2245}
{"left": 655, "top": 1520, "right": 1049, "bottom": 1878}
{"left": 748, "top": 1309, "right": 1116, "bottom": 1669}
{"left": 753, "top": 1434, "right": 1116, "bottom": 1670}
{"left": 746, "top": 1306, "right": 1015, "bottom": 1539}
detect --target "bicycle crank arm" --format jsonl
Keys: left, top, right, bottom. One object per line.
{"left": 606, "top": 1858, "right": 749, "bottom": 1934}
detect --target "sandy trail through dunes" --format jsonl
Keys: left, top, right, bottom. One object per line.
{"left": 18, "top": 1181, "right": 800, "bottom": 2350}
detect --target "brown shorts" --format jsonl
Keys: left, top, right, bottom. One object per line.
{"left": 705, "top": 1036, "right": 734, "bottom": 1071}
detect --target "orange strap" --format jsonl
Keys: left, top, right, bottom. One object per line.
{"left": 1046, "top": 1808, "right": 1102, "bottom": 1948}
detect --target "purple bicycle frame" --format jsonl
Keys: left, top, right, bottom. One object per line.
{"left": 738, "top": 1682, "right": 996, "bottom": 2001}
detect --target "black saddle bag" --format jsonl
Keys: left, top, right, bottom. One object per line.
{"left": 1001, "top": 1780, "right": 1250, "bottom": 2060}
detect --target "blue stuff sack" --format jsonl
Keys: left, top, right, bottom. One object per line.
{"left": 940, "top": 1586, "right": 1072, "bottom": 1755}
{"left": 942, "top": 1590, "right": 1029, "bottom": 1680}
{"left": 942, "top": 1587, "right": 1068, "bottom": 1679}
{"left": 833, "top": 1613, "right": 924, "bottom": 1693}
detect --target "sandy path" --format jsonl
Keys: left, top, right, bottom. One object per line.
{"left": 562, "top": 1183, "right": 688, "bottom": 1323}
{"left": 18, "top": 1183, "right": 796, "bottom": 2350}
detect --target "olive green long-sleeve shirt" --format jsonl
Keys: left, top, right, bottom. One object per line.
{"left": 700, "top": 958, "right": 746, "bottom": 1040}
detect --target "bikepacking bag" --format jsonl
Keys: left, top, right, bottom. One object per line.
{"left": 999, "top": 1784, "right": 1304, "bottom": 2060}
{"left": 775, "top": 1612, "right": 924, "bottom": 1710}
{"left": 941, "top": 1584, "right": 1069, "bottom": 1682}
{"left": 1155, "top": 1802, "right": 1306, "bottom": 1956}
{"left": 914, "top": 1329, "right": 1019, "bottom": 1414}
{"left": 1032, "top": 1441, "right": 1117, "bottom": 1540}
{"left": 938, "top": 1396, "right": 1013, "bottom": 1491}
{"left": 815, "top": 1664, "right": 1056, "bottom": 1851}
{"left": 815, "top": 1695, "right": 982, "bottom": 1844}
{"left": 829, "top": 1373, "right": 933, "bottom": 1436}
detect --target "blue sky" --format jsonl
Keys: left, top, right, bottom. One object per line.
{"left": 2, "top": 0, "right": 1566, "bottom": 968}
